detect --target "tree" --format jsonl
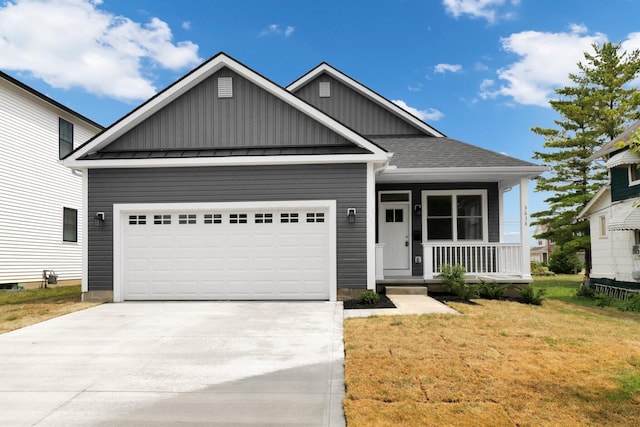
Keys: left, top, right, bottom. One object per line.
{"left": 532, "top": 42, "right": 640, "bottom": 275}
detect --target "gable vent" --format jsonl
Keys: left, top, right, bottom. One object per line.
{"left": 218, "top": 77, "right": 233, "bottom": 98}
{"left": 319, "top": 81, "right": 330, "bottom": 98}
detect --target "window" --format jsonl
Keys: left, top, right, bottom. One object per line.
{"left": 128, "top": 215, "right": 147, "bottom": 225}
{"left": 255, "top": 213, "right": 273, "bottom": 224}
{"left": 63, "top": 207, "right": 77, "bottom": 242}
{"left": 59, "top": 118, "right": 73, "bottom": 159}
{"left": 178, "top": 214, "right": 196, "bottom": 224}
{"left": 306, "top": 212, "right": 325, "bottom": 223}
{"left": 629, "top": 165, "right": 640, "bottom": 185}
{"left": 424, "top": 191, "right": 486, "bottom": 241}
{"left": 599, "top": 215, "right": 607, "bottom": 238}
{"left": 230, "top": 214, "right": 247, "bottom": 224}
{"left": 385, "top": 209, "right": 404, "bottom": 223}
{"left": 280, "top": 213, "right": 299, "bottom": 223}
{"left": 204, "top": 214, "right": 222, "bottom": 224}
{"left": 154, "top": 214, "right": 171, "bottom": 225}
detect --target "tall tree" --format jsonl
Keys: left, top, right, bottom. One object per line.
{"left": 532, "top": 42, "right": 640, "bottom": 274}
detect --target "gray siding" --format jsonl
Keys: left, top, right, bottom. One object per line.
{"left": 293, "top": 73, "right": 425, "bottom": 137}
{"left": 104, "top": 68, "right": 355, "bottom": 152}
{"left": 88, "top": 164, "right": 368, "bottom": 292}
{"left": 377, "top": 183, "right": 500, "bottom": 277}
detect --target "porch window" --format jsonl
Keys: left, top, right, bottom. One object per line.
{"left": 424, "top": 191, "right": 486, "bottom": 241}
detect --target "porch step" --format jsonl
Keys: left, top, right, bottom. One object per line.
{"left": 384, "top": 286, "right": 428, "bottom": 296}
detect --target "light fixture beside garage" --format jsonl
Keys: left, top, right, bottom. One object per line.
{"left": 347, "top": 208, "right": 356, "bottom": 223}
{"left": 94, "top": 211, "right": 105, "bottom": 227}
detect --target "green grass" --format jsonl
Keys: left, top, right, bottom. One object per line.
{"left": 0, "top": 285, "right": 82, "bottom": 305}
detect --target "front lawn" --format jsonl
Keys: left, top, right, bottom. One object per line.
{"left": 343, "top": 283, "right": 640, "bottom": 426}
{"left": 0, "top": 285, "right": 100, "bottom": 334}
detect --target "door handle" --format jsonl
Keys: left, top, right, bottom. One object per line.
{"left": 405, "top": 238, "right": 409, "bottom": 247}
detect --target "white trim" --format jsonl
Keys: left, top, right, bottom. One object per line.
{"left": 378, "top": 166, "right": 549, "bottom": 188}
{"left": 378, "top": 190, "right": 412, "bottom": 276}
{"left": 421, "top": 189, "right": 488, "bottom": 243}
{"left": 519, "top": 178, "right": 531, "bottom": 278}
{"left": 287, "top": 63, "right": 445, "bottom": 137}
{"left": 65, "top": 153, "right": 388, "bottom": 169}
{"left": 498, "top": 187, "right": 507, "bottom": 243}
{"left": 577, "top": 186, "right": 611, "bottom": 219}
{"left": 82, "top": 170, "right": 88, "bottom": 293}
{"left": 65, "top": 54, "right": 388, "bottom": 165}
{"left": 366, "top": 163, "right": 376, "bottom": 290}
{"left": 629, "top": 165, "right": 640, "bottom": 186}
{"left": 112, "top": 200, "right": 337, "bottom": 302}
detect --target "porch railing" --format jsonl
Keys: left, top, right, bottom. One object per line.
{"left": 422, "top": 243, "right": 523, "bottom": 279}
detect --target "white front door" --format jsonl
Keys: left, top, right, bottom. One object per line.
{"left": 379, "top": 203, "right": 411, "bottom": 275}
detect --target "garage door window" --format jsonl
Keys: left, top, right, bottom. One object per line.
{"left": 129, "top": 215, "right": 146, "bottom": 225}
{"left": 230, "top": 214, "right": 248, "bottom": 224}
{"left": 281, "top": 213, "right": 299, "bottom": 223}
{"left": 204, "top": 214, "right": 222, "bottom": 224}
{"left": 307, "top": 212, "right": 325, "bottom": 223}
{"left": 255, "top": 213, "right": 273, "bottom": 223}
{"left": 178, "top": 214, "right": 196, "bottom": 224}
{"left": 154, "top": 214, "right": 171, "bottom": 225}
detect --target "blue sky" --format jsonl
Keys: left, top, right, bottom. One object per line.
{"left": 2, "top": 0, "right": 639, "bottom": 241}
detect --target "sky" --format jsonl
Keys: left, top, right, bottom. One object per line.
{"left": 2, "top": 0, "right": 639, "bottom": 242}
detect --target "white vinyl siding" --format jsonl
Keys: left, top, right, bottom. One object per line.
{"left": 0, "top": 77, "right": 100, "bottom": 284}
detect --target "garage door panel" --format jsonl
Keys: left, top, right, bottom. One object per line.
{"left": 122, "top": 205, "right": 332, "bottom": 300}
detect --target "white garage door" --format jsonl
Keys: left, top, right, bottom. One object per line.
{"left": 116, "top": 202, "right": 335, "bottom": 301}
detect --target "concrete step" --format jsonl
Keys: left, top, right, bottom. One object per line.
{"left": 384, "top": 286, "right": 428, "bottom": 296}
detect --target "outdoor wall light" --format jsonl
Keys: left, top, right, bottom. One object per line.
{"left": 347, "top": 208, "right": 357, "bottom": 223}
{"left": 94, "top": 211, "right": 105, "bottom": 227}
{"left": 414, "top": 204, "right": 422, "bottom": 216}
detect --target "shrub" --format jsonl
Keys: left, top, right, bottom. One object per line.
{"left": 438, "top": 264, "right": 478, "bottom": 300}
{"left": 548, "top": 246, "right": 584, "bottom": 274}
{"left": 595, "top": 292, "right": 614, "bottom": 307}
{"left": 359, "top": 290, "right": 380, "bottom": 305}
{"left": 518, "top": 285, "right": 545, "bottom": 305}
{"left": 576, "top": 282, "right": 595, "bottom": 298}
{"left": 620, "top": 293, "right": 640, "bottom": 312}
{"left": 531, "top": 261, "right": 555, "bottom": 276}
{"left": 478, "top": 280, "right": 508, "bottom": 299}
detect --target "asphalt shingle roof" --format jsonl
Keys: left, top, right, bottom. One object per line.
{"left": 371, "top": 136, "right": 538, "bottom": 168}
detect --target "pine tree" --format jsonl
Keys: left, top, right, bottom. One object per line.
{"left": 532, "top": 42, "right": 640, "bottom": 274}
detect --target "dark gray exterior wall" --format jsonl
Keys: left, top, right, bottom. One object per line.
{"left": 88, "top": 163, "right": 368, "bottom": 292}
{"left": 104, "top": 68, "right": 355, "bottom": 152}
{"left": 293, "top": 73, "right": 425, "bottom": 137}
{"left": 376, "top": 182, "right": 500, "bottom": 277}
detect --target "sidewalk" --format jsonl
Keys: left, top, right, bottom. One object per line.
{"left": 343, "top": 294, "right": 458, "bottom": 318}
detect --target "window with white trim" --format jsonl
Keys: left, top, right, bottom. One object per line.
{"left": 63, "top": 207, "right": 77, "bottom": 242}
{"left": 306, "top": 212, "right": 325, "bottom": 223}
{"left": 629, "top": 165, "right": 640, "bottom": 186}
{"left": 424, "top": 190, "right": 487, "bottom": 241}
{"left": 59, "top": 118, "right": 73, "bottom": 159}
{"left": 599, "top": 215, "right": 607, "bottom": 238}
{"left": 280, "top": 213, "right": 299, "bottom": 223}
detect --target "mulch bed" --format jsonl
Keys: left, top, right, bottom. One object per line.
{"left": 343, "top": 293, "right": 397, "bottom": 309}
{"left": 428, "top": 292, "right": 481, "bottom": 305}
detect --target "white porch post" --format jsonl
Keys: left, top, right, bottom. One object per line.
{"left": 423, "top": 244, "right": 434, "bottom": 279}
{"left": 520, "top": 177, "right": 532, "bottom": 278}
{"left": 366, "top": 163, "right": 376, "bottom": 291}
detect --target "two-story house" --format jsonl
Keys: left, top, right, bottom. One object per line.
{"left": 579, "top": 121, "right": 640, "bottom": 289}
{"left": 0, "top": 71, "right": 103, "bottom": 287}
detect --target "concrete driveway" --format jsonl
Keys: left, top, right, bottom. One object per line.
{"left": 0, "top": 302, "right": 345, "bottom": 426}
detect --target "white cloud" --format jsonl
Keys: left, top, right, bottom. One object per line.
{"left": 392, "top": 100, "right": 444, "bottom": 121}
{"left": 182, "top": 21, "right": 191, "bottom": 30}
{"left": 259, "top": 24, "right": 295, "bottom": 37}
{"left": 408, "top": 83, "right": 423, "bottom": 92}
{"left": 434, "top": 63, "right": 462, "bottom": 74}
{"left": 474, "top": 62, "right": 489, "bottom": 71}
{"left": 480, "top": 25, "right": 607, "bottom": 106}
{"left": 0, "top": 0, "right": 200, "bottom": 101}
{"left": 442, "top": 0, "right": 520, "bottom": 24}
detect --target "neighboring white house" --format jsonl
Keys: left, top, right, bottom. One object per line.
{"left": 579, "top": 121, "right": 640, "bottom": 288}
{"left": 0, "top": 71, "right": 103, "bottom": 286}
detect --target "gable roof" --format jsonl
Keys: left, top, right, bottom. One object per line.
{"left": 64, "top": 53, "right": 389, "bottom": 168}
{"left": 587, "top": 120, "right": 640, "bottom": 162}
{"left": 576, "top": 185, "right": 611, "bottom": 219}
{"left": 0, "top": 70, "right": 103, "bottom": 131}
{"left": 287, "top": 63, "right": 445, "bottom": 138}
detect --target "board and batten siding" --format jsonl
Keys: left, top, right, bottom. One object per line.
{"left": 0, "top": 78, "right": 100, "bottom": 284}
{"left": 292, "top": 72, "right": 425, "bottom": 137}
{"left": 104, "top": 68, "right": 355, "bottom": 153}
{"left": 87, "top": 164, "right": 368, "bottom": 292}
